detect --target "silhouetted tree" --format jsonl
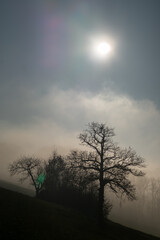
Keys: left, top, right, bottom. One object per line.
{"left": 9, "top": 156, "right": 44, "bottom": 197}
{"left": 41, "top": 152, "right": 99, "bottom": 217}
{"left": 44, "top": 152, "right": 66, "bottom": 192}
{"left": 68, "top": 122, "right": 146, "bottom": 226}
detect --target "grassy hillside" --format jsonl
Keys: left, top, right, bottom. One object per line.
{"left": 0, "top": 179, "right": 34, "bottom": 196}
{"left": 0, "top": 187, "right": 159, "bottom": 240}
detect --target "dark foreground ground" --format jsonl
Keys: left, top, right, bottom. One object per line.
{"left": 0, "top": 187, "right": 159, "bottom": 240}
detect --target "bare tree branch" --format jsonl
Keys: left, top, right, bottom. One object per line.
{"left": 9, "top": 156, "right": 44, "bottom": 197}
{"left": 75, "top": 122, "right": 146, "bottom": 224}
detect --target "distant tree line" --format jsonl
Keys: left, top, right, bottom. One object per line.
{"left": 9, "top": 122, "right": 145, "bottom": 226}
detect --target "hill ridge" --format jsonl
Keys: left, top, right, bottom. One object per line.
{"left": 0, "top": 187, "right": 159, "bottom": 240}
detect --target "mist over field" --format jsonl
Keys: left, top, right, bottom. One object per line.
{"left": 109, "top": 176, "right": 160, "bottom": 237}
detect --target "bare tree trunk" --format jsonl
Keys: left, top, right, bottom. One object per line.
{"left": 36, "top": 188, "right": 39, "bottom": 198}
{"left": 98, "top": 183, "right": 104, "bottom": 227}
{"left": 28, "top": 170, "right": 39, "bottom": 197}
{"left": 98, "top": 166, "right": 104, "bottom": 227}
{"left": 98, "top": 141, "right": 105, "bottom": 228}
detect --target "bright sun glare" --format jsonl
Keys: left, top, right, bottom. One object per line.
{"left": 91, "top": 39, "right": 112, "bottom": 60}
{"left": 97, "top": 42, "right": 111, "bottom": 56}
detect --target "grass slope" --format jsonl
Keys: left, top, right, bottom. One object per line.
{"left": 0, "top": 187, "right": 159, "bottom": 240}
{"left": 0, "top": 179, "right": 34, "bottom": 196}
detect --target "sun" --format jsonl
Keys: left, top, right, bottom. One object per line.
{"left": 88, "top": 35, "right": 113, "bottom": 61}
{"left": 97, "top": 42, "right": 111, "bottom": 56}
{"left": 90, "top": 39, "right": 112, "bottom": 60}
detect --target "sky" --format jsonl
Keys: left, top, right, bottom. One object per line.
{"left": 1, "top": 0, "right": 160, "bottom": 181}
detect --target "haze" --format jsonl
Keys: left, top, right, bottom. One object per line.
{"left": 0, "top": 0, "right": 160, "bottom": 237}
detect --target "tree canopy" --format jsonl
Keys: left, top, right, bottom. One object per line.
{"left": 68, "top": 122, "right": 145, "bottom": 225}
{"left": 9, "top": 156, "right": 44, "bottom": 197}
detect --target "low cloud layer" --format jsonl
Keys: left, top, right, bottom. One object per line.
{"left": 0, "top": 87, "right": 160, "bottom": 180}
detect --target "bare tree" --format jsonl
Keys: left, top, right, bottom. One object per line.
{"left": 69, "top": 122, "right": 146, "bottom": 226}
{"left": 9, "top": 156, "right": 44, "bottom": 197}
